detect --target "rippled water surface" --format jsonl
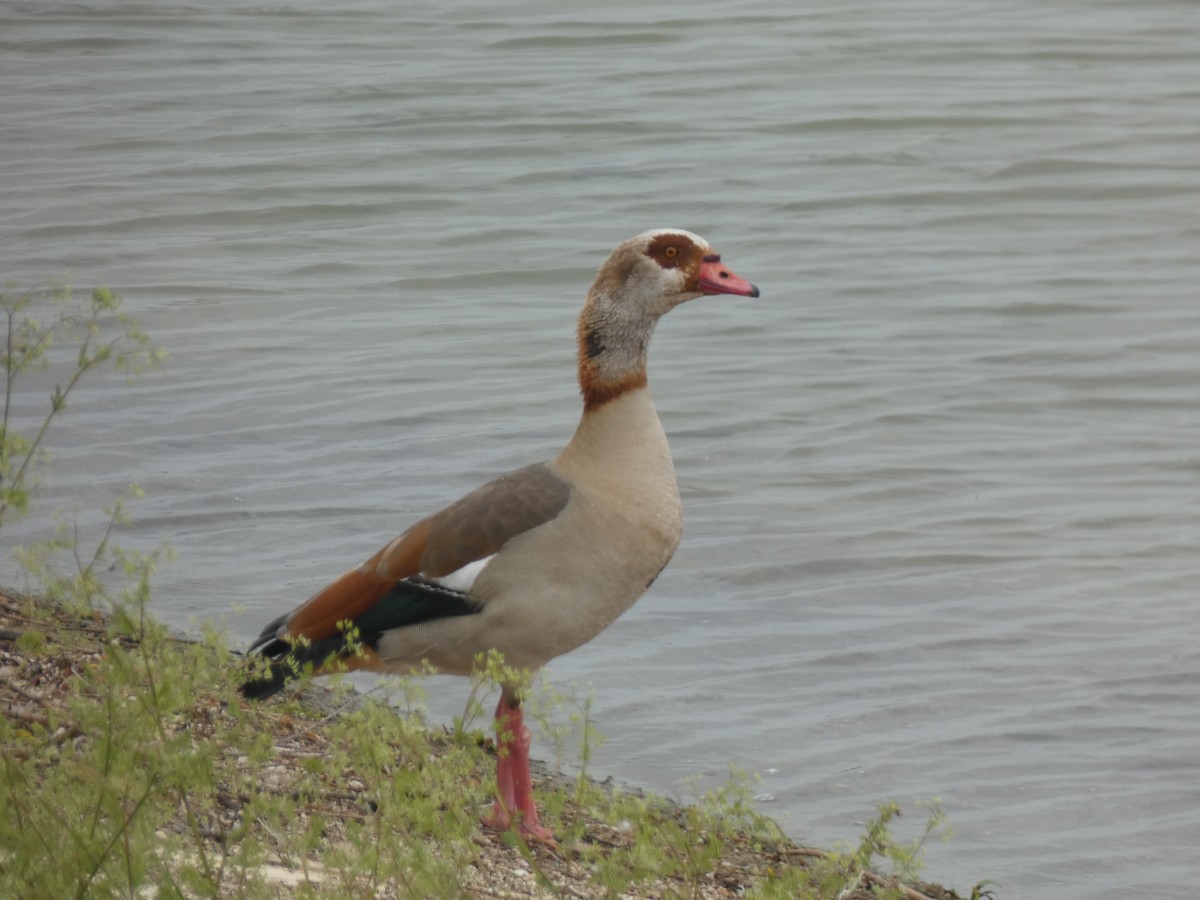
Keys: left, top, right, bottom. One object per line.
{"left": 3, "top": 2, "right": 1199, "bottom": 895}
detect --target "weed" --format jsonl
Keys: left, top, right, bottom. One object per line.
{"left": 2, "top": 281, "right": 164, "bottom": 529}
{"left": 797, "top": 799, "right": 952, "bottom": 899}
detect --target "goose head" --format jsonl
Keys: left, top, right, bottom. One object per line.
{"left": 578, "top": 229, "right": 759, "bottom": 409}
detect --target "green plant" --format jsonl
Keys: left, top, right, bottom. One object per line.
{"left": 799, "top": 799, "right": 951, "bottom": 900}
{"left": 452, "top": 648, "right": 533, "bottom": 742}
{"left": 527, "top": 677, "right": 607, "bottom": 795}
{"left": 15, "top": 485, "right": 173, "bottom": 621}
{"left": 2, "top": 281, "right": 164, "bottom": 529}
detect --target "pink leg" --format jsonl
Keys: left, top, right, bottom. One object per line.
{"left": 483, "top": 693, "right": 554, "bottom": 841}
{"left": 490, "top": 696, "right": 519, "bottom": 822}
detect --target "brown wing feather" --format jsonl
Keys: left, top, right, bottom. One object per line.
{"left": 282, "top": 463, "right": 570, "bottom": 642}
{"left": 379, "top": 462, "right": 570, "bottom": 579}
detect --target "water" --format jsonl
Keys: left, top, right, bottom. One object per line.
{"left": 3, "top": 1, "right": 1199, "bottom": 895}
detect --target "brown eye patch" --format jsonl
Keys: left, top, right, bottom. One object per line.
{"left": 646, "top": 233, "right": 700, "bottom": 270}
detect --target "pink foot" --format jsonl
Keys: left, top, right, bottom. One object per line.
{"left": 482, "top": 694, "right": 555, "bottom": 843}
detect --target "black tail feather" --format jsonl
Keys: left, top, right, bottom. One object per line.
{"left": 238, "top": 579, "right": 479, "bottom": 700}
{"left": 237, "top": 634, "right": 348, "bottom": 700}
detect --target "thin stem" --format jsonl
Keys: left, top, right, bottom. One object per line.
{"left": 3, "top": 304, "right": 15, "bottom": 442}
{"left": 2, "top": 330, "right": 118, "bottom": 514}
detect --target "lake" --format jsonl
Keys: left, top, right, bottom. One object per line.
{"left": 2, "top": 1, "right": 1198, "bottom": 895}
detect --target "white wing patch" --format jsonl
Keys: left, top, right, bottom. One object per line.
{"left": 422, "top": 554, "right": 494, "bottom": 594}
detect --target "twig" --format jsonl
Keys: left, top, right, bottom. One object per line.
{"left": 465, "top": 888, "right": 507, "bottom": 898}
{"left": 861, "top": 871, "right": 941, "bottom": 900}
{"left": 785, "top": 846, "right": 830, "bottom": 859}
{"left": 0, "top": 592, "right": 25, "bottom": 612}
{"left": 4, "top": 703, "right": 51, "bottom": 726}
{"left": 3, "top": 705, "right": 83, "bottom": 760}
{"left": 272, "top": 746, "right": 327, "bottom": 760}
{"left": 0, "top": 668, "right": 45, "bottom": 701}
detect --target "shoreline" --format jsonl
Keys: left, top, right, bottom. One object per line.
{"left": 0, "top": 588, "right": 975, "bottom": 898}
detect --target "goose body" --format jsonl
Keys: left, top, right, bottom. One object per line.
{"left": 240, "top": 229, "right": 759, "bottom": 838}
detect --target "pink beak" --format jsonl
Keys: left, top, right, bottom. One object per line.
{"left": 698, "top": 255, "right": 759, "bottom": 297}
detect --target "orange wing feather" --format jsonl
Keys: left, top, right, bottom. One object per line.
{"left": 283, "top": 520, "right": 429, "bottom": 642}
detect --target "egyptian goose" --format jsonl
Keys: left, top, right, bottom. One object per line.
{"left": 239, "top": 229, "right": 759, "bottom": 838}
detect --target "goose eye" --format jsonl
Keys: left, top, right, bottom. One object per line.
{"left": 664, "top": 246, "right": 678, "bottom": 259}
